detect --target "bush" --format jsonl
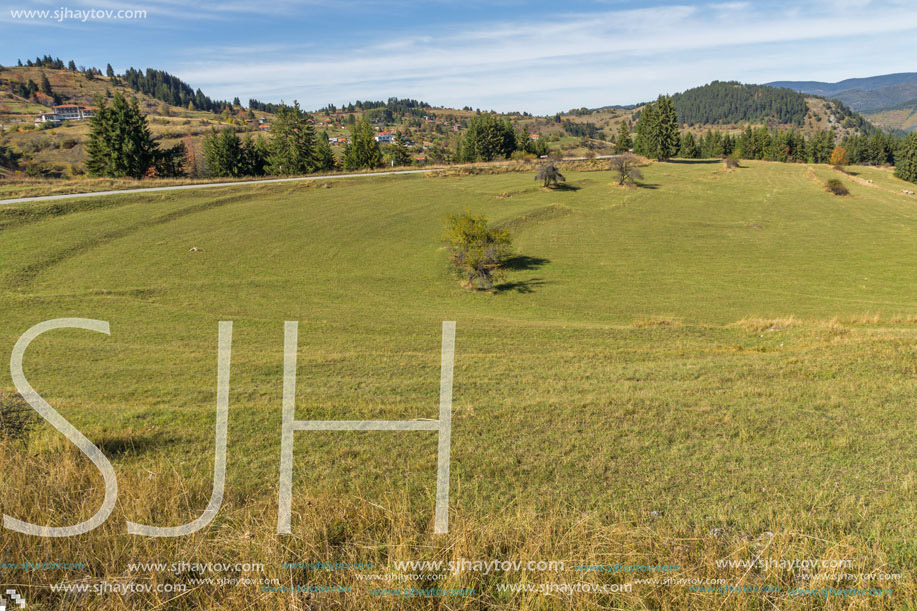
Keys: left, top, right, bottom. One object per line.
{"left": 442, "top": 212, "right": 513, "bottom": 290}
{"left": 535, "top": 161, "right": 565, "bottom": 187}
{"left": 723, "top": 155, "right": 740, "bottom": 169}
{"left": 0, "top": 392, "right": 35, "bottom": 441}
{"left": 611, "top": 153, "right": 644, "bottom": 186}
{"left": 826, "top": 178, "right": 849, "bottom": 196}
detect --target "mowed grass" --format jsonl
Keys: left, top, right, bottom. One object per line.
{"left": 0, "top": 160, "right": 915, "bottom": 609}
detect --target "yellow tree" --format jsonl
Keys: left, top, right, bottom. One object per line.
{"left": 829, "top": 145, "right": 848, "bottom": 168}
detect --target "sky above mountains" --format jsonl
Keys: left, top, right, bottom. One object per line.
{"left": 3, "top": 0, "right": 917, "bottom": 114}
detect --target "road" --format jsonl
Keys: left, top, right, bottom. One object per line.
{"left": 0, "top": 156, "right": 619, "bottom": 206}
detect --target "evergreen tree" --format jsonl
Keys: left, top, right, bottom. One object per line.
{"left": 343, "top": 117, "right": 383, "bottom": 170}
{"left": 633, "top": 103, "right": 656, "bottom": 157}
{"left": 202, "top": 127, "right": 244, "bottom": 177}
{"left": 40, "top": 73, "right": 52, "bottom": 96}
{"left": 313, "top": 133, "right": 336, "bottom": 172}
{"left": 267, "top": 102, "right": 317, "bottom": 175}
{"left": 615, "top": 120, "right": 632, "bottom": 154}
{"left": 106, "top": 63, "right": 115, "bottom": 78}
{"left": 389, "top": 131, "right": 412, "bottom": 166}
{"left": 679, "top": 131, "right": 699, "bottom": 158}
{"left": 654, "top": 95, "right": 680, "bottom": 160}
{"left": 635, "top": 96, "right": 678, "bottom": 160}
{"left": 86, "top": 93, "right": 156, "bottom": 178}
{"left": 894, "top": 133, "right": 917, "bottom": 184}
{"left": 67, "top": 59, "right": 76, "bottom": 71}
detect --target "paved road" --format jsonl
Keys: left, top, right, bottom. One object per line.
{"left": 0, "top": 168, "right": 433, "bottom": 205}
{"left": 0, "top": 156, "right": 619, "bottom": 206}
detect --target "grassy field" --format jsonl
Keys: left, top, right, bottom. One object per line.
{"left": 0, "top": 159, "right": 915, "bottom": 609}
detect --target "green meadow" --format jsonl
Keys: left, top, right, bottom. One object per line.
{"left": 0, "top": 159, "right": 915, "bottom": 609}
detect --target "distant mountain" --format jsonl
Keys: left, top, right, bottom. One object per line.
{"left": 765, "top": 73, "right": 917, "bottom": 113}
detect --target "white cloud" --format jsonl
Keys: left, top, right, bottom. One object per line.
{"left": 168, "top": 1, "right": 917, "bottom": 113}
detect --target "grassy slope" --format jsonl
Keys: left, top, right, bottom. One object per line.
{"left": 0, "top": 160, "right": 915, "bottom": 609}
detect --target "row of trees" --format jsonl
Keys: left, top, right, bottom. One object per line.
{"left": 86, "top": 93, "right": 185, "bottom": 178}
{"left": 202, "top": 102, "right": 336, "bottom": 177}
{"left": 456, "top": 114, "right": 549, "bottom": 162}
{"left": 121, "top": 67, "right": 232, "bottom": 113}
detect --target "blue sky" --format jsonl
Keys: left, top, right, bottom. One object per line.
{"left": 2, "top": 0, "right": 917, "bottom": 114}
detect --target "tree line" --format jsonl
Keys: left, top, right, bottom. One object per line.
{"left": 630, "top": 94, "right": 917, "bottom": 183}
{"left": 456, "top": 113, "right": 549, "bottom": 162}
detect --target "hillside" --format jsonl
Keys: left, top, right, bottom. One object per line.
{"left": 0, "top": 161, "right": 916, "bottom": 608}
{"left": 766, "top": 73, "right": 917, "bottom": 132}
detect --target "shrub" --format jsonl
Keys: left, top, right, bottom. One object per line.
{"left": 535, "top": 161, "right": 565, "bottom": 187}
{"left": 0, "top": 392, "right": 35, "bottom": 441}
{"left": 826, "top": 178, "right": 849, "bottom": 196}
{"left": 723, "top": 155, "right": 740, "bottom": 169}
{"left": 442, "top": 212, "right": 513, "bottom": 290}
{"left": 611, "top": 153, "right": 644, "bottom": 186}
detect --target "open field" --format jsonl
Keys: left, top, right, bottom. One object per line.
{"left": 0, "top": 160, "right": 916, "bottom": 609}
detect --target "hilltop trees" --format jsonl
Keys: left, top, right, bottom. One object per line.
{"left": 672, "top": 81, "right": 808, "bottom": 126}
{"left": 86, "top": 93, "right": 157, "bottom": 178}
{"left": 635, "top": 95, "right": 679, "bottom": 161}
{"left": 343, "top": 117, "right": 383, "bottom": 170}
{"left": 894, "top": 133, "right": 917, "bottom": 183}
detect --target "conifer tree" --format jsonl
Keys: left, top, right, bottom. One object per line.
{"left": 343, "top": 117, "right": 383, "bottom": 170}
{"left": 86, "top": 93, "right": 156, "bottom": 178}
{"left": 615, "top": 120, "right": 632, "bottom": 154}
{"left": 267, "top": 102, "right": 316, "bottom": 175}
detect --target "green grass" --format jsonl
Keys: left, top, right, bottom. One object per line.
{"left": 0, "top": 160, "right": 915, "bottom": 609}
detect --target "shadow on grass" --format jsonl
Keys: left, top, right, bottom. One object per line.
{"left": 98, "top": 435, "right": 166, "bottom": 457}
{"left": 544, "top": 183, "right": 581, "bottom": 191}
{"left": 503, "top": 255, "right": 550, "bottom": 271}
{"left": 635, "top": 182, "right": 661, "bottom": 189}
{"left": 494, "top": 278, "right": 549, "bottom": 294}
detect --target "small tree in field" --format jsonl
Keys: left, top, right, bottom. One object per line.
{"left": 442, "top": 212, "right": 513, "bottom": 290}
{"left": 610, "top": 154, "right": 643, "bottom": 186}
{"left": 825, "top": 178, "right": 849, "bottom": 196}
{"left": 829, "top": 145, "right": 849, "bottom": 169}
{"left": 535, "top": 161, "right": 565, "bottom": 187}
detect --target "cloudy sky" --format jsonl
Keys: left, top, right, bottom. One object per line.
{"left": 3, "top": 0, "right": 917, "bottom": 114}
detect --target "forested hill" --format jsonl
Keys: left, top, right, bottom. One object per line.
{"left": 671, "top": 81, "right": 809, "bottom": 126}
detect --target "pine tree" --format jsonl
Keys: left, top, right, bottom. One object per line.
{"left": 202, "top": 127, "right": 244, "bottom": 177}
{"left": 40, "top": 73, "right": 52, "bottom": 96}
{"left": 86, "top": 93, "right": 156, "bottom": 178}
{"left": 614, "top": 121, "right": 632, "bottom": 154}
{"left": 106, "top": 63, "right": 115, "bottom": 78}
{"left": 389, "top": 131, "right": 412, "bottom": 167}
{"left": 654, "top": 95, "right": 680, "bottom": 161}
{"left": 679, "top": 131, "right": 699, "bottom": 158}
{"left": 313, "top": 133, "right": 336, "bottom": 171}
{"left": 343, "top": 117, "right": 383, "bottom": 170}
{"left": 894, "top": 133, "right": 917, "bottom": 184}
{"left": 634, "top": 103, "right": 656, "bottom": 158}
{"left": 267, "top": 102, "right": 316, "bottom": 175}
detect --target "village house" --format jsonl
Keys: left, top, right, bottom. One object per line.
{"left": 34, "top": 104, "right": 95, "bottom": 125}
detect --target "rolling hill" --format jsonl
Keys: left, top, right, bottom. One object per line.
{"left": 0, "top": 161, "right": 915, "bottom": 608}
